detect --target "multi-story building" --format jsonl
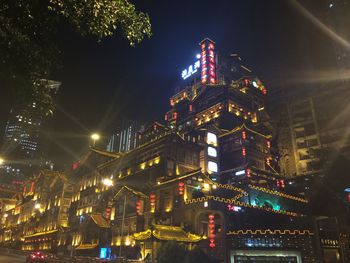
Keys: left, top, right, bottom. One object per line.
{"left": 1, "top": 39, "right": 349, "bottom": 263}
{"left": 106, "top": 119, "right": 141, "bottom": 153}
{"left": 272, "top": 83, "right": 350, "bottom": 177}
{"left": 0, "top": 80, "right": 60, "bottom": 185}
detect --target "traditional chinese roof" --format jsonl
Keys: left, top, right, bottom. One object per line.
{"left": 75, "top": 243, "right": 98, "bottom": 250}
{"left": 90, "top": 214, "right": 110, "bottom": 228}
{"left": 23, "top": 229, "right": 58, "bottom": 238}
{"left": 113, "top": 185, "right": 148, "bottom": 200}
{"left": 90, "top": 147, "right": 122, "bottom": 158}
{"left": 133, "top": 225, "right": 202, "bottom": 243}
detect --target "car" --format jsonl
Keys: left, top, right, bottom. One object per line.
{"left": 26, "top": 251, "right": 47, "bottom": 263}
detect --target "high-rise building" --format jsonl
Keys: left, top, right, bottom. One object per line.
{"left": 106, "top": 120, "right": 141, "bottom": 153}
{"left": 0, "top": 80, "right": 60, "bottom": 184}
{"left": 165, "top": 38, "right": 275, "bottom": 183}
{"left": 271, "top": 80, "right": 350, "bottom": 178}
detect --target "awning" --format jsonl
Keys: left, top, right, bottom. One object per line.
{"left": 75, "top": 243, "right": 98, "bottom": 250}
{"left": 91, "top": 214, "right": 110, "bottom": 228}
{"left": 133, "top": 225, "right": 202, "bottom": 243}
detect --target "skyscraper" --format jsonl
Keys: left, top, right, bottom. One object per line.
{"left": 165, "top": 38, "right": 275, "bottom": 183}
{"left": 0, "top": 80, "right": 60, "bottom": 184}
{"left": 106, "top": 119, "right": 141, "bottom": 153}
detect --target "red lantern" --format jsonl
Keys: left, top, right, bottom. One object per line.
{"left": 150, "top": 193, "right": 156, "bottom": 211}
{"left": 208, "top": 214, "right": 215, "bottom": 249}
{"left": 242, "top": 131, "right": 246, "bottom": 140}
{"left": 246, "top": 168, "right": 251, "bottom": 178}
{"left": 136, "top": 200, "right": 144, "bottom": 215}
{"left": 347, "top": 193, "right": 350, "bottom": 203}
{"left": 242, "top": 148, "right": 246, "bottom": 156}
{"left": 280, "top": 180, "right": 285, "bottom": 188}
{"left": 267, "top": 141, "right": 271, "bottom": 148}
{"left": 178, "top": 182, "right": 185, "bottom": 195}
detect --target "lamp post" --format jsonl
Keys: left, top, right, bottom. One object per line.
{"left": 91, "top": 133, "right": 100, "bottom": 147}
{"left": 102, "top": 178, "right": 127, "bottom": 259}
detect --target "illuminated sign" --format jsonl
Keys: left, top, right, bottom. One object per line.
{"left": 208, "top": 161, "right": 218, "bottom": 173}
{"left": 200, "top": 38, "right": 217, "bottom": 84}
{"left": 100, "top": 248, "right": 109, "bottom": 259}
{"left": 235, "top": 170, "right": 246, "bottom": 176}
{"left": 181, "top": 60, "right": 200, "bottom": 80}
{"left": 206, "top": 132, "right": 217, "bottom": 145}
{"left": 207, "top": 146, "right": 217, "bottom": 157}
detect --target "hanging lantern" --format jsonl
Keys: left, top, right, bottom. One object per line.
{"left": 267, "top": 141, "right": 271, "bottom": 148}
{"left": 242, "top": 131, "right": 246, "bottom": 140}
{"left": 246, "top": 168, "right": 251, "bottom": 178}
{"left": 242, "top": 148, "right": 246, "bottom": 156}
{"left": 150, "top": 193, "right": 156, "bottom": 213}
{"left": 178, "top": 182, "right": 185, "bottom": 195}
{"left": 208, "top": 214, "right": 215, "bottom": 248}
{"left": 136, "top": 200, "right": 144, "bottom": 215}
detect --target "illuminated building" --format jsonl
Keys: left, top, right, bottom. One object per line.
{"left": 0, "top": 170, "right": 72, "bottom": 252}
{"left": 0, "top": 80, "right": 60, "bottom": 185}
{"left": 0, "top": 39, "right": 349, "bottom": 262}
{"left": 272, "top": 84, "right": 350, "bottom": 177}
{"left": 106, "top": 119, "right": 141, "bottom": 153}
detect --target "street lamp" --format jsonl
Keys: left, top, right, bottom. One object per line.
{"left": 0, "top": 157, "right": 4, "bottom": 165}
{"left": 91, "top": 133, "right": 100, "bottom": 147}
{"left": 102, "top": 179, "right": 127, "bottom": 259}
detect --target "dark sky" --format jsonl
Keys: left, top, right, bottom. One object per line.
{"left": 0, "top": 0, "right": 338, "bottom": 168}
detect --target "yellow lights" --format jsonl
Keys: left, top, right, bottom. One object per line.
{"left": 154, "top": 157, "right": 160, "bottom": 164}
{"left": 125, "top": 237, "right": 131, "bottom": 246}
{"left": 227, "top": 229, "right": 314, "bottom": 236}
{"left": 91, "top": 133, "right": 100, "bottom": 141}
{"left": 0, "top": 157, "right": 4, "bottom": 165}
{"left": 102, "top": 178, "right": 113, "bottom": 187}
{"left": 204, "top": 201, "right": 208, "bottom": 208}
{"left": 140, "top": 162, "right": 146, "bottom": 169}
{"left": 3, "top": 213, "right": 8, "bottom": 218}
{"left": 203, "top": 183, "right": 210, "bottom": 190}
{"left": 165, "top": 207, "right": 172, "bottom": 212}
{"left": 212, "top": 185, "right": 217, "bottom": 190}
{"left": 34, "top": 203, "right": 41, "bottom": 210}
{"left": 176, "top": 165, "right": 180, "bottom": 176}
{"left": 258, "top": 106, "right": 265, "bottom": 111}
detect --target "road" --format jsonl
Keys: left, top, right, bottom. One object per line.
{"left": 0, "top": 253, "right": 25, "bottom": 263}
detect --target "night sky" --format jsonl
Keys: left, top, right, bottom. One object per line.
{"left": 0, "top": 0, "right": 336, "bottom": 168}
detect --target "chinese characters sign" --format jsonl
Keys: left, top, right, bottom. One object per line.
{"left": 182, "top": 60, "right": 200, "bottom": 80}
{"left": 200, "top": 38, "right": 217, "bottom": 84}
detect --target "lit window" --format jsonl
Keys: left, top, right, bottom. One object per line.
{"left": 207, "top": 161, "right": 218, "bottom": 173}
{"left": 207, "top": 146, "right": 217, "bottom": 157}
{"left": 206, "top": 132, "right": 217, "bottom": 145}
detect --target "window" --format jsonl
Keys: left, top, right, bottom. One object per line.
{"left": 208, "top": 161, "right": 218, "bottom": 173}
{"left": 206, "top": 132, "right": 217, "bottom": 145}
{"left": 207, "top": 146, "right": 217, "bottom": 157}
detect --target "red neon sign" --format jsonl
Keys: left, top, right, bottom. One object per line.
{"left": 200, "top": 38, "right": 217, "bottom": 85}
{"left": 208, "top": 214, "right": 215, "bottom": 248}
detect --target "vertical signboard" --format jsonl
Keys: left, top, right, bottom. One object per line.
{"left": 200, "top": 38, "right": 217, "bottom": 85}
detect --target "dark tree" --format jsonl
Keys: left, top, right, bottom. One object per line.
{"left": 0, "top": 0, "right": 151, "bottom": 114}
{"left": 156, "top": 241, "right": 187, "bottom": 263}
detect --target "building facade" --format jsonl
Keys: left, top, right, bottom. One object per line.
{"left": 0, "top": 39, "right": 349, "bottom": 263}
{"left": 0, "top": 80, "right": 60, "bottom": 185}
